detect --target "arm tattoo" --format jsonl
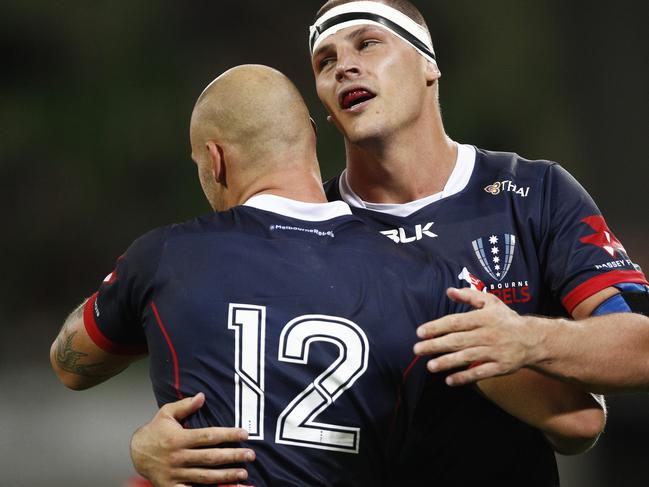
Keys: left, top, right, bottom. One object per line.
{"left": 55, "top": 305, "right": 109, "bottom": 377}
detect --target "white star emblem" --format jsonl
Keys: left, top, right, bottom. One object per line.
{"left": 493, "top": 256, "right": 500, "bottom": 263}
{"left": 496, "top": 272, "right": 501, "bottom": 277}
{"left": 494, "top": 264, "right": 501, "bottom": 270}
{"left": 491, "top": 246, "right": 499, "bottom": 255}
{"left": 489, "top": 235, "right": 499, "bottom": 244}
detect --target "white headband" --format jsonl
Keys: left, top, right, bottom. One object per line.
{"left": 309, "top": 1, "right": 436, "bottom": 64}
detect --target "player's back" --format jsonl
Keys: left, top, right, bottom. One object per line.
{"left": 125, "top": 197, "right": 459, "bottom": 486}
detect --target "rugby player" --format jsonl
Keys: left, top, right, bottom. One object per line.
{"left": 128, "top": 1, "right": 648, "bottom": 485}
{"left": 51, "top": 64, "right": 470, "bottom": 486}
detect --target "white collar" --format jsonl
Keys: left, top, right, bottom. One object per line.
{"left": 243, "top": 194, "right": 352, "bottom": 221}
{"left": 339, "top": 143, "right": 476, "bottom": 217}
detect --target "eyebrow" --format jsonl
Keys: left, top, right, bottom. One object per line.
{"left": 312, "top": 25, "right": 385, "bottom": 59}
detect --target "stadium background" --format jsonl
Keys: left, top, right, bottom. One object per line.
{"left": 2, "top": 1, "right": 648, "bottom": 485}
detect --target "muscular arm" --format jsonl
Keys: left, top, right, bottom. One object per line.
{"left": 50, "top": 299, "right": 144, "bottom": 390}
{"left": 414, "top": 287, "right": 649, "bottom": 393}
{"left": 525, "top": 310, "right": 649, "bottom": 393}
{"left": 416, "top": 290, "right": 607, "bottom": 453}
{"left": 52, "top": 302, "right": 255, "bottom": 485}
{"left": 475, "top": 370, "right": 605, "bottom": 455}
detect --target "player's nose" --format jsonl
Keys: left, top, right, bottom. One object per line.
{"left": 335, "top": 51, "right": 362, "bottom": 82}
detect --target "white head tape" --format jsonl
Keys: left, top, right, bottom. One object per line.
{"left": 309, "top": 1, "right": 436, "bottom": 64}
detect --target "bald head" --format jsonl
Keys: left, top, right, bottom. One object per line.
{"left": 189, "top": 65, "right": 324, "bottom": 211}
{"left": 190, "top": 65, "right": 314, "bottom": 169}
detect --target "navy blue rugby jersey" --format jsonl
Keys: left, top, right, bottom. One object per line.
{"left": 324, "top": 144, "right": 648, "bottom": 486}
{"left": 82, "top": 195, "right": 465, "bottom": 487}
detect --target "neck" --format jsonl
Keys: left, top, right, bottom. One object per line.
{"left": 344, "top": 114, "right": 457, "bottom": 204}
{"left": 232, "top": 161, "right": 327, "bottom": 208}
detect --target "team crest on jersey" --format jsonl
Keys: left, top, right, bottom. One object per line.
{"left": 471, "top": 234, "right": 516, "bottom": 281}
{"left": 468, "top": 234, "right": 531, "bottom": 305}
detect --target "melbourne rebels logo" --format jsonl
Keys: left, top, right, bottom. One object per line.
{"left": 470, "top": 233, "right": 531, "bottom": 305}
{"left": 472, "top": 234, "right": 516, "bottom": 281}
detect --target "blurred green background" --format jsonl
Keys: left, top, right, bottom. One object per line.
{"left": 1, "top": 1, "right": 648, "bottom": 485}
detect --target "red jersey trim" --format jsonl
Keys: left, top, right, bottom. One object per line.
{"left": 562, "top": 270, "right": 649, "bottom": 314}
{"left": 389, "top": 355, "right": 421, "bottom": 436}
{"left": 83, "top": 293, "right": 148, "bottom": 355}
{"left": 151, "top": 301, "right": 184, "bottom": 400}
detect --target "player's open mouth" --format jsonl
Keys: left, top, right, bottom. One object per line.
{"left": 339, "top": 88, "right": 376, "bottom": 110}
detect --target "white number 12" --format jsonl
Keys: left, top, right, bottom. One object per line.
{"left": 228, "top": 303, "right": 369, "bottom": 453}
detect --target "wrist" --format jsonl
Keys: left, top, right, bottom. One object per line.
{"left": 129, "top": 426, "right": 149, "bottom": 477}
{"left": 522, "top": 315, "right": 559, "bottom": 366}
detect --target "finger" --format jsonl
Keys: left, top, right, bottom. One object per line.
{"left": 174, "top": 467, "right": 249, "bottom": 485}
{"left": 424, "top": 347, "right": 490, "bottom": 373}
{"left": 414, "top": 330, "right": 484, "bottom": 357}
{"left": 447, "top": 287, "right": 493, "bottom": 309}
{"left": 445, "top": 361, "right": 506, "bottom": 386}
{"left": 179, "top": 426, "right": 249, "bottom": 448}
{"left": 416, "top": 311, "right": 484, "bottom": 339}
{"left": 160, "top": 393, "right": 206, "bottom": 421}
{"left": 178, "top": 447, "right": 256, "bottom": 467}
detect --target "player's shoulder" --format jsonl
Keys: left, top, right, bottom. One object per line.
{"left": 473, "top": 147, "right": 586, "bottom": 198}
{"left": 156, "top": 205, "right": 374, "bottom": 249}
{"left": 125, "top": 210, "right": 233, "bottom": 256}
{"left": 475, "top": 147, "right": 558, "bottom": 177}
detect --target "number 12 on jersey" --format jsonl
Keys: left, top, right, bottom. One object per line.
{"left": 228, "top": 303, "right": 370, "bottom": 453}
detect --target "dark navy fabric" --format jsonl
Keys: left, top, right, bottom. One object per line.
{"left": 87, "top": 205, "right": 465, "bottom": 487}
{"left": 325, "top": 147, "right": 647, "bottom": 486}
{"left": 325, "top": 148, "right": 646, "bottom": 316}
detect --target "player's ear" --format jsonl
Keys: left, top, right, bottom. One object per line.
{"left": 206, "top": 141, "right": 227, "bottom": 187}
{"left": 425, "top": 60, "right": 441, "bottom": 86}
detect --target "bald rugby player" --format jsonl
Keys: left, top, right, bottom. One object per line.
{"left": 51, "top": 64, "right": 473, "bottom": 486}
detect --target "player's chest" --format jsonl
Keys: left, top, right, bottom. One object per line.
{"left": 363, "top": 207, "right": 546, "bottom": 313}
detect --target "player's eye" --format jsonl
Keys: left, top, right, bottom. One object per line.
{"left": 319, "top": 56, "right": 336, "bottom": 70}
{"left": 360, "top": 39, "right": 380, "bottom": 50}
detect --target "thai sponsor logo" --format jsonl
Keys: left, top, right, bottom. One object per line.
{"left": 484, "top": 180, "right": 530, "bottom": 197}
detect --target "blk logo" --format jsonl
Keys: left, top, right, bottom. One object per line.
{"left": 380, "top": 222, "right": 437, "bottom": 244}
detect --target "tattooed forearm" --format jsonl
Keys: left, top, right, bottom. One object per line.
{"left": 55, "top": 330, "right": 109, "bottom": 377}
{"left": 51, "top": 298, "right": 138, "bottom": 389}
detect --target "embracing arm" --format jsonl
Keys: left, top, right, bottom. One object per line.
{"left": 131, "top": 394, "right": 255, "bottom": 486}
{"left": 415, "top": 289, "right": 607, "bottom": 454}
{"left": 475, "top": 369, "right": 606, "bottom": 455}
{"left": 50, "top": 298, "right": 144, "bottom": 390}
{"left": 414, "top": 287, "right": 649, "bottom": 393}
{"left": 527, "top": 291, "right": 649, "bottom": 393}
{"left": 52, "top": 301, "right": 256, "bottom": 484}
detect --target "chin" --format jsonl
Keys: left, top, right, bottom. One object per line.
{"left": 341, "top": 120, "right": 387, "bottom": 145}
